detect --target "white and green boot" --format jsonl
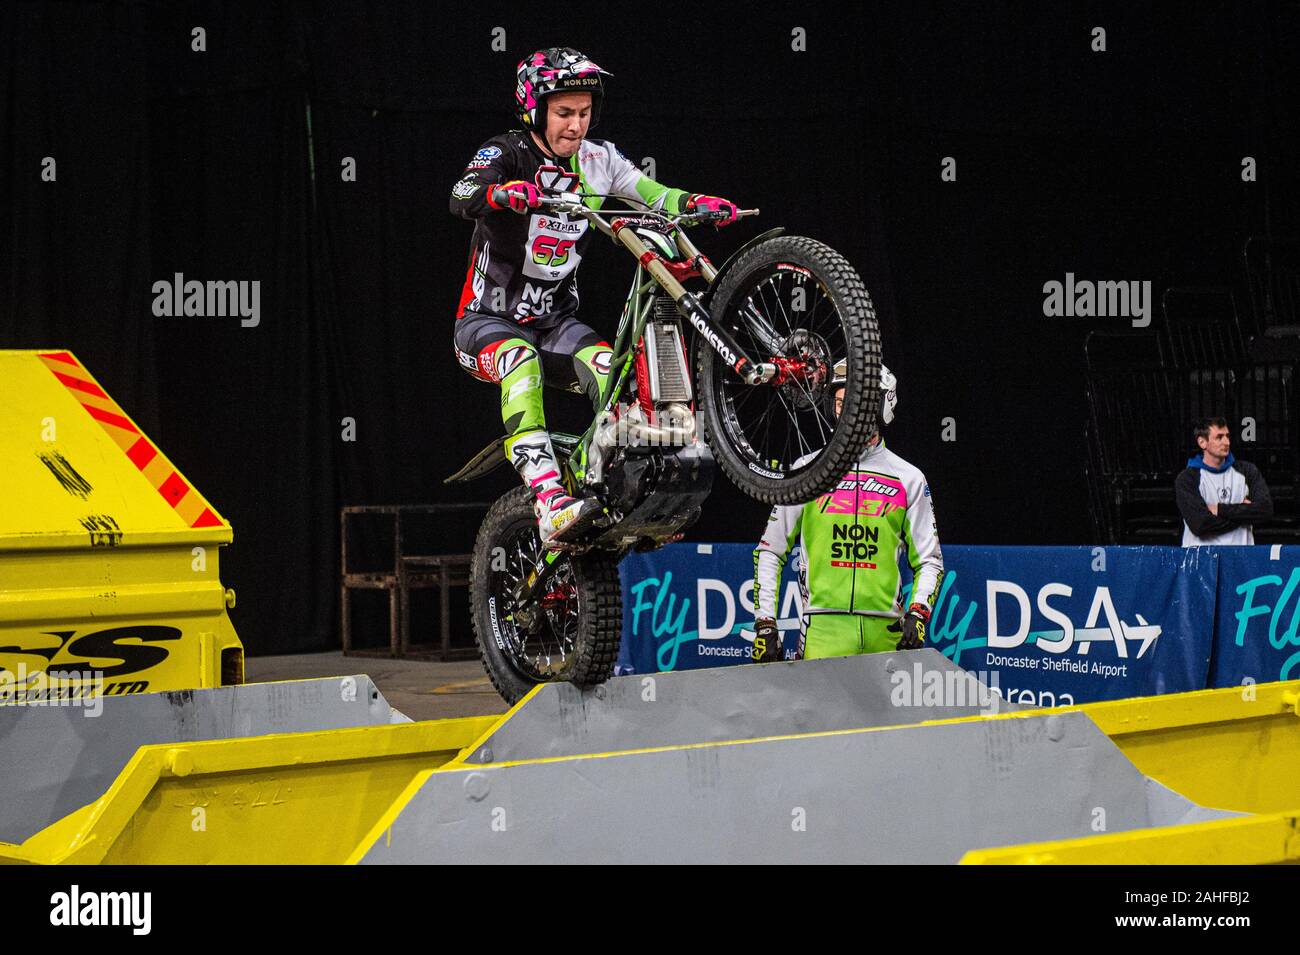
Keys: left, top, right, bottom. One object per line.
{"left": 507, "top": 430, "right": 602, "bottom": 547}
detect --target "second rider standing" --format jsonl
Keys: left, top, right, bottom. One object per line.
{"left": 752, "top": 362, "right": 945, "bottom": 661}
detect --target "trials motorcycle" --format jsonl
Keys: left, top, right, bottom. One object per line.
{"left": 447, "top": 169, "right": 881, "bottom": 703}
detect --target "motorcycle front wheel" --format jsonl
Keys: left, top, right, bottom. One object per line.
{"left": 695, "top": 234, "right": 881, "bottom": 506}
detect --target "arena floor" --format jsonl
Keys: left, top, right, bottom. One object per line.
{"left": 245, "top": 652, "right": 509, "bottom": 721}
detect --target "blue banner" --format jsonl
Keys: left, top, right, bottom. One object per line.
{"left": 918, "top": 546, "right": 1216, "bottom": 705}
{"left": 617, "top": 543, "right": 1220, "bottom": 706}
{"left": 1210, "top": 546, "right": 1300, "bottom": 687}
{"left": 617, "top": 543, "right": 766, "bottom": 674}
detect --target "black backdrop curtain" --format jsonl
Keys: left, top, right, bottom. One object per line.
{"left": 3, "top": 1, "right": 1297, "bottom": 654}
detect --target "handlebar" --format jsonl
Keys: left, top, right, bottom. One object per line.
{"left": 682, "top": 208, "right": 761, "bottom": 226}
{"left": 533, "top": 192, "right": 759, "bottom": 227}
{"left": 488, "top": 187, "right": 757, "bottom": 246}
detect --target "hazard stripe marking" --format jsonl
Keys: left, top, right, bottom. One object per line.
{"left": 82, "top": 403, "right": 140, "bottom": 434}
{"left": 175, "top": 495, "right": 206, "bottom": 525}
{"left": 126, "top": 437, "right": 158, "bottom": 470}
{"left": 158, "top": 472, "right": 191, "bottom": 507}
{"left": 50, "top": 371, "right": 109, "bottom": 400}
{"left": 35, "top": 351, "right": 226, "bottom": 530}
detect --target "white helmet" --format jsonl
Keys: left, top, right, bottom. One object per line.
{"left": 831, "top": 359, "right": 897, "bottom": 425}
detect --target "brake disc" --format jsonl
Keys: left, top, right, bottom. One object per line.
{"left": 779, "top": 329, "right": 832, "bottom": 411}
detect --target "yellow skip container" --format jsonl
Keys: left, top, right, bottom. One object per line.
{"left": 0, "top": 350, "right": 242, "bottom": 701}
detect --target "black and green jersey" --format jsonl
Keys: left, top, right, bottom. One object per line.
{"left": 450, "top": 130, "right": 691, "bottom": 324}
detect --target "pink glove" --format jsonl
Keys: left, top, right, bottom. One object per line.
{"left": 687, "top": 193, "right": 738, "bottom": 225}
{"left": 489, "top": 180, "right": 542, "bottom": 214}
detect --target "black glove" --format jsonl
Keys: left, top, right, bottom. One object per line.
{"left": 897, "top": 605, "right": 930, "bottom": 650}
{"left": 752, "top": 617, "right": 782, "bottom": 663}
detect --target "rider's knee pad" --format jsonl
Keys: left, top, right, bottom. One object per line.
{"left": 573, "top": 342, "right": 613, "bottom": 406}
{"left": 470, "top": 338, "right": 539, "bottom": 384}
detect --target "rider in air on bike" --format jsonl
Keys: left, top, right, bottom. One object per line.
{"left": 450, "top": 46, "right": 741, "bottom": 547}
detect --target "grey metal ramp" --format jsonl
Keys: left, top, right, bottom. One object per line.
{"left": 0, "top": 675, "right": 400, "bottom": 843}
{"left": 468, "top": 648, "right": 1013, "bottom": 764}
{"left": 362, "top": 711, "right": 1239, "bottom": 864}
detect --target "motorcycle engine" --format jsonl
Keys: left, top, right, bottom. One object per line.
{"left": 594, "top": 442, "right": 715, "bottom": 552}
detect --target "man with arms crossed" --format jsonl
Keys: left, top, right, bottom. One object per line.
{"left": 1177, "top": 416, "right": 1273, "bottom": 545}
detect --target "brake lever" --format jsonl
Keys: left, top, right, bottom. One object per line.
{"left": 680, "top": 207, "right": 761, "bottom": 228}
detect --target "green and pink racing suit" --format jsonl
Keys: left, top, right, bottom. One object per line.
{"left": 753, "top": 439, "right": 944, "bottom": 658}
{"left": 449, "top": 130, "right": 696, "bottom": 478}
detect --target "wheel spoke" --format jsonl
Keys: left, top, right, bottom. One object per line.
{"left": 759, "top": 281, "right": 791, "bottom": 338}
{"left": 786, "top": 370, "right": 834, "bottom": 445}
{"left": 709, "top": 259, "right": 868, "bottom": 477}
{"left": 487, "top": 518, "right": 583, "bottom": 684}
{"left": 774, "top": 388, "right": 811, "bottom": 459}
{"left": 772, "top": 278, "right": 798, "bottom": 343}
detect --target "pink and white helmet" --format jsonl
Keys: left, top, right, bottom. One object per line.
{"left": 515, "top": 47, "right": 612, "bottom": 133}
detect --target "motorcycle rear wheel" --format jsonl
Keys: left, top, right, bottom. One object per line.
{"left": 470, "top": 486, "right": 623, "bottom": 705}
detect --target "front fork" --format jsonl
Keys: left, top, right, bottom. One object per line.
{"left": 577, "top": 224, "right": 787, "bottom": 488}
{"left": 613, "top": 222, "right": 776, "bottom": 387}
